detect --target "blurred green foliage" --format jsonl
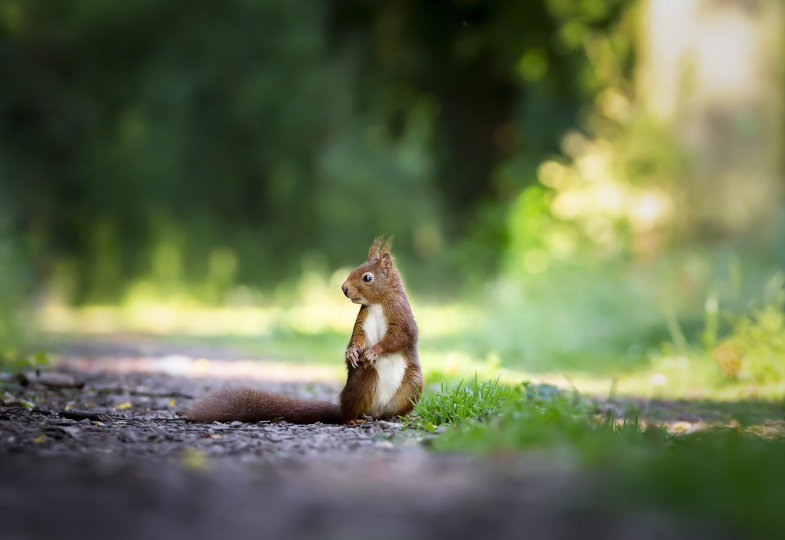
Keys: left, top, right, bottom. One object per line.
{"left": 710, "top": 273, "right": 785, "bottom": 384}
{"left": 0, "top": 230, "right": 28, "bottom": 362}
{"left": 0, "top": 0, "right": 637, "bottom": 303}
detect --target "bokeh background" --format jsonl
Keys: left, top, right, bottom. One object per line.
{"left": 1, "top": 0, "right": 783, "bottom": 397}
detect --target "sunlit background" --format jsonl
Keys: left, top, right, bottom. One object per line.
{"left": 1, "top": 0, "right": 784, "bottom": 399}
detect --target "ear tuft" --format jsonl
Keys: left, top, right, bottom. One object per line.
{"left": 368, "top": 235, "right": 393, "bottom": 261}
{"left": 368, "top": 236, "right": 384, "bottom": 261}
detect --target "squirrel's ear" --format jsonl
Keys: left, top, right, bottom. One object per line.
{"left": 380, "top": 252, "right": 392, "bottom": 276}
{"left": 368, "top": 236, "right": 384, "bottom": 261}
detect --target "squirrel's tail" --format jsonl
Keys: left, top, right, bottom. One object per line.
{"left": 185, "top": 387, "right": 343, "bottom": 424}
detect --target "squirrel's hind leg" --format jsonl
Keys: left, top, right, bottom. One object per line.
{"left": 339, "top": 366, "right": 377, "bottom": 423}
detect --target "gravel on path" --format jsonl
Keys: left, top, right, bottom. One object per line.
{"left": 0, "top": 337, "right": 733, "bottom": 540}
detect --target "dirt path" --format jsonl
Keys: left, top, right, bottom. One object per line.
{"left": 0, "top": 337, "right": 734, "bottom": 539}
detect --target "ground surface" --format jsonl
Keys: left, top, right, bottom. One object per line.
{"left": 0, "top": 336, "right": 757, "bottom": 539}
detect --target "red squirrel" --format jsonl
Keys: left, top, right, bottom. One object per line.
{"left": 186, "top": 237, "right": 423, "bottom": 424}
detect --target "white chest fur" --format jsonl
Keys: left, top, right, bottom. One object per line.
{"left": 363, "top": 304, "right": 387, "bottom": 347}
{"left": 363, "top": 304, "right": 406, "bottom": 415}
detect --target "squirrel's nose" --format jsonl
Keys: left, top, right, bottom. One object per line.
{"left": 342, "top": 284, "right": 349, "bottom": 297}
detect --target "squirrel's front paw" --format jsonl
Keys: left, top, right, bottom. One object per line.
{"left": 346, "top": 345, "right": 362, "bottom": 368}
{"left": 363, "top": 347, "right": 380, "bottom": 365}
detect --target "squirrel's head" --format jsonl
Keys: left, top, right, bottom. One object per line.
{"left": 342, "top": 236, "right": 397, "bottom": 305}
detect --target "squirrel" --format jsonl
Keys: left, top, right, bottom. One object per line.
{"left": 186, "top": 237, "right": 423, "bottom": 425}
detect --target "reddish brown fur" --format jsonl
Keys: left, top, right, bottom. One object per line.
{"left": 186, "top": 387, "right": 342, "bottom": 424}
{"left": 340, "top": 235, "right": 422, "bottom": 420}
{"left": 339, "top": 364, "right": 378, "bottom": 422}
{"left": 186, "top": 236, "right": 422, "bottom": 424}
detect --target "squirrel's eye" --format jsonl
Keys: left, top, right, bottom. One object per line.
{"left": 362, "top": 273, "right": 374, "bottom": 283}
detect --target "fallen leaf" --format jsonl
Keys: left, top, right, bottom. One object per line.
{"left": 169, "top": 398, "right": 177, "bottom": 407}
{"left": 33, "top": 433, "right": 48, "bottom": 444}
{"left": 182, "top": 448, "right": 209, "bottom": 471}
{"left": 669, "top": 421, "right": 692, "bottom": 433}
{"left": 116, "top": 402, "right": 133, "bottom": 410}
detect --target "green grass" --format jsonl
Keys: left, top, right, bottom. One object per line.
{"left": 409, "top": 377, "right": 785, "bottom": 537}
{"left": 404, "top": 376, "right": 521, "bottom": 430}
{"left": 608, "top": 431, "right": 785, "bottom": 538}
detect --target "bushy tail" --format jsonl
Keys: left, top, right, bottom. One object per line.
{"left": 186, "top": 387, "right": 342, "bottom": 424}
